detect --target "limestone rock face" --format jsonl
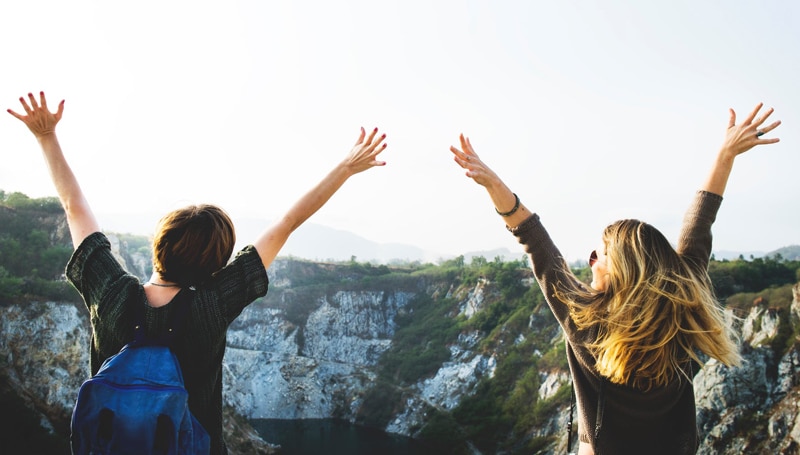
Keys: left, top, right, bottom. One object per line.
{"left": 0, "top": 300, "right": 89, "bottom": 432}
{"left": 694, "top": 287, "right": 800, "bottom": 455}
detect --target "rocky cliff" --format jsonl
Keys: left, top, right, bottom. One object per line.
{"left": 694, "top": 284, "right": 800, "bottom": 454}
{"left": 2, "top": 233, "right": 800, "bottom": 454}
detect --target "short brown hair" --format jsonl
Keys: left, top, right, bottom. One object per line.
{"left": 152, "top": 204, "right": 236, "bottom": 286}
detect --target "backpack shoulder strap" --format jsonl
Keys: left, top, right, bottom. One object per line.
{"left": 593, "top": 377, "right": 606, "bottom": 448}
{"left": 567, "top": 383, "right": 576, "bottom": 454}
{"left": 566, "top": 377, "right": 606, "bottom": 455}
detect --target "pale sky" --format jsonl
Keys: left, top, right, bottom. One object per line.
{"left": 2, "top": 0, "right": 798, "bottom": 262}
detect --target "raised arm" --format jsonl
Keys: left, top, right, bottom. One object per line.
{"left": 449, "top": 134, "right": 531, "bottom": 229}
{"left": 253, "top": 127, "right": 388, "bottom": 269}
{"left": 7, "top": 92, "right": 100, "bottom": 248}
{"left": 702, "top": 103, "right": 781, "bottom": 196}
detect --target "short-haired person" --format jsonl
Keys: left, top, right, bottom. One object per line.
{"left": 8, "top": 91, "right": 389, "bottom": 454}
{"left": 448, "top": 104, "right": 781, "bottom": 454}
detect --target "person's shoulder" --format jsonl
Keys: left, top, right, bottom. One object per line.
{"left": 213, "top": 245, "right": 268, "bottom": 289}
{"left": 226, "top": 245, "right": 265, "bottom": 269}
{"left": 68, "top": 231, "right": 112, "bottom": 271}
{"left": 75, "top": 231, "right": 112, "bottom": 253}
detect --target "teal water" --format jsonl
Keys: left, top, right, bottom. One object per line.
{"left": 250, "top": 419, "right": 440, "bottom": 455}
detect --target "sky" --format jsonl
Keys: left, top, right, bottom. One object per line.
{"left": 1, "top": 0, "right": 798, "bottom": 262}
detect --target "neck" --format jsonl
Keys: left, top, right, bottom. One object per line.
{"left": 147, "top": 274, "right": 180, "bottom": 288}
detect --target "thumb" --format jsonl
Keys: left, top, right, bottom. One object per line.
{"left": 727, "top": 108, "right": 736, "bottom": 129}
{"left": 54, "top": 100, "right": 65, "bottom": 121}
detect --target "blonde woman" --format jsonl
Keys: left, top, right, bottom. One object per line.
{"left": 448, "top": 104, "right": 781, "bottom": 455}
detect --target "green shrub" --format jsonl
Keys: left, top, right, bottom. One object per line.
{"left": 418, "top": 409, "right": 469, "bottom": 454}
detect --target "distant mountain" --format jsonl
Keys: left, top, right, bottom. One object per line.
{"left": 274, "top": 222, "right": 798, "bottom": 267}
{"left": 714, "top": 245, "right": 800, "bottom": 261}
{"left": 766, "top": 245, "right": 800, "bottom": 261}
{"left": 235, "top": 219, "right": 519, "bottom": 264}
{"left": 99, "top": 213, "right": 446, "bottom": 264}
{"left": 98, "top": 212, "right": 796, "bottom": 265}
{"left": 712, "top": 250, "right": 768, "bottom": 261}
{"left": 276, "top": 222, "right": 430, "bottom": 263}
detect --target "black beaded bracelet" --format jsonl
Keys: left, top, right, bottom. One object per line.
{"left": 496, "top": 193, "right": 520, "bottom": 217}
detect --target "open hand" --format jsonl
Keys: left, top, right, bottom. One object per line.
{"left": 343, "top": 127, "right": 388, "bottom": 175}
{"left": 720, "top": 103, "right": 781, "bottom": 159}
{"left": 449, "top": 134, "right": 501, "bottom": 188}
{"left": 7, "top": 91, "right": 64, "bottom": 138}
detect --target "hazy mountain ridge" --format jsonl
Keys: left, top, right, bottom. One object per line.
{"left": 100, "top": 212, "right": 522, "bottom": 264}
{"left": 99, "top": 211, "right": 799, "bottom": 265}
{"left": 714, "top": 244, "right": 800, "bottom": 261}
{"left": 241, "top": 221, "right": 800, "bottom": 265}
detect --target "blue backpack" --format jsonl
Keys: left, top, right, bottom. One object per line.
{"left": 70, "top": 289, "right": 210, "bottom": 455}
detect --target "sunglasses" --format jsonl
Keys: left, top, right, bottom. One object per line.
{"left": 589, "top": 250, "right": 598, "bottom": 267}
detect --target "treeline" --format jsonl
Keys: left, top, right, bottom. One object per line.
{"left": 0, "top": 191, "right": 78, "bottom": 302}
{"left": 709, "top": 255, "right": 800, "bottom": 300}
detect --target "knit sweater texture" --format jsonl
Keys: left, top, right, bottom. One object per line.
{"left": 66, "top": 231, "right": 269, "bottom": 455}
{"left": 510, "top": 190, "right": 722, "bottom": 455}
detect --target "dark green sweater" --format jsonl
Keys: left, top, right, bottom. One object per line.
{"left": 67, "top": 232, "right": 269, "bottom": 455}
{"left": 510, "top": 191, "right": 722, "bottom": 455}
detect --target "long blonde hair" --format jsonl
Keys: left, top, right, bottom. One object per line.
{"left": 560, "top": 219, "right": 740, "bottom": 390}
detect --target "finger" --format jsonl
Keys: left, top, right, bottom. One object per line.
{"left": 461, "top": 134, "right": 479, "bottom": 159}
{"left": 6, "top": 109, "right": 24, "bottom": 121}
{"left": 368, "top": 133, "right": 387, "bottom": 152}
{"left": 19, "top": 96, "right": 33, "bottom": 115}
{"left": 372, "top": 143, "right": 388, "bottom": 165}
{"left": 766, "top": 119, "right": 781, "bottom": 132}
{"left": 754, "top": 107, "right": 774, "bottom": 126}
{"left": 452, "top": 155, "right": 471, "bottom": 171}
{"left": 363, "top": 139, "right": 387, "bottom": 163}
{"left": 27, "top": 92, "right": 40, "bottom": 110}
{"left": 459, "top": 134, "right": 469, "bottom": 151}
{"left": 449, "top": 144, "right": 466, "bottom": 157}
{"left": 727, "top": 108, "right": 736, "bottom": 129}
{"left": 465, "top": 136, "right": 476, "bottom": 155}
{"left": 758, "top": 119, "right": 781, "bottom": 136}
{"left": 743, "top": 102, "right": 763, "bottom": 125}
{"left": 39, "top": 91, "right": 48, "bottom": 110}
{"left": 449, "top": 146, "right": 471, "bottom": 167}
{"left": 449, "top": 146, "right": 463, "bottom": 163}
{"left": 55, "top": 100, "right": 65, "bottom": 121}
{"left": 365, "top": 127, "right": 378, "bottom": 145}
{"left": 355, "top": 127, "right": 366, "bottom": 145}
